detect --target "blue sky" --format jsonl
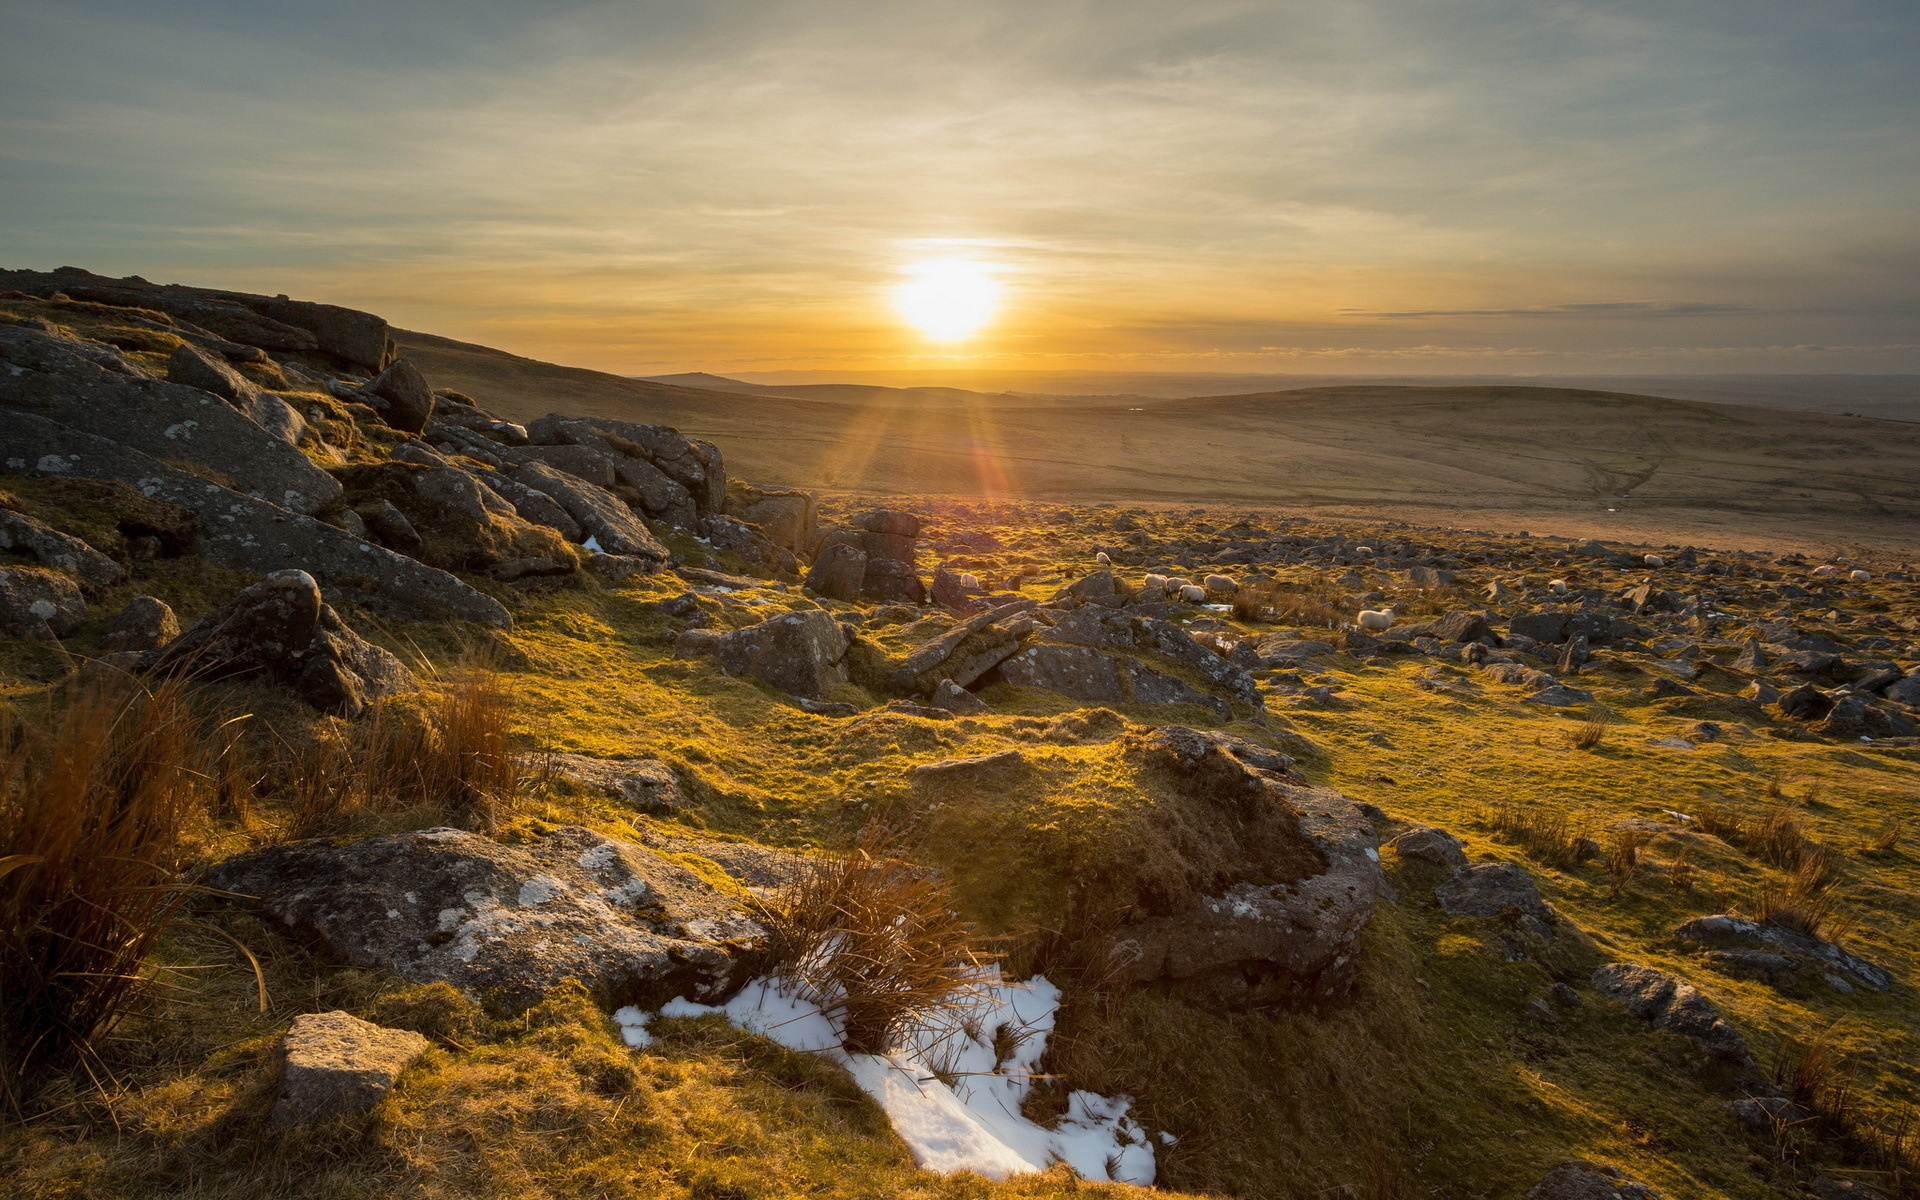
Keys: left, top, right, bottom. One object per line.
{"left": 3, "top": 0, "right": 1916, "bottom": 374}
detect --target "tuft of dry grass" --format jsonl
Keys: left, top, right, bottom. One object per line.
{"left": 1603, "top": 828, "right": 1650, "bottom": 897}
{"left": 1865, "top": 820, "right": 1905, "bottom": 856}
{"left": 755, "top": 830, "right": 997, "bottom": 1057}
{"left": 1232, "top": 576, "right": 1344, "bottom": 627}
{"left": 0, "top": 675, "right": 210, "bottom": 1097}
{"left": 1666, "top": 846, "right": 1696, "bottom": 893}
{"left": 1486, "top": 803, "right": 1595, "bottom": 869}
{"left": 1569, "top": 708, "right": 1609, "bottom": 750}
{"left": 1752, "top": 854, "right": 1846, "bottom": 939}
{"left": 283, "top": 656, "right": 522, "bottom": 839}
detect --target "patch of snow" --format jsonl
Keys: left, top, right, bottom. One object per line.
{"left": 625, "top": 969, "right": 1155, "bottom": 1184}
{"left": 1201, "top": 603, "right": 1233, "bottom": 611}
{"left": 582, "top": 535, "right": 603, "bottom": 553}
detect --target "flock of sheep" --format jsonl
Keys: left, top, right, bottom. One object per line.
{"left": 1073, "top": 547, "right": 1872, "bottom": 635}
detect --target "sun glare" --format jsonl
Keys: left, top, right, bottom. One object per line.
{"left": 892, "top": 258, "right": 1001, "bottom": 340}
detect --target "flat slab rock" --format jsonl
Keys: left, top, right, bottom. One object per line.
{"left": 1525, "top": 1161, "right": 1665, "bottom": 1200}
{"left": 271, "top": 1011, "right": 429, "bottom": 1127}
{"left": 209, "top": 825, "right": 798, "bottom": 1010}
{"left": 1592, "top": 962, "right": 1752, "bottom": 1063}
{"left": 1673, "top": 914, "right": 1892, "bottom": 993}
{"left": 1435, "top": 861, "right": 1555, "bottom": 921}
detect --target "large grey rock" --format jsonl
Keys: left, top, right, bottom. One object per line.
{"left": 998, "top": 643, "right": 1231, "bottom": 719}
{"left": 1591, "top": 963, "right": 1751, "bottom": 1062}
{"left": 207, "top": 825, "right": 781, "bottom": 1009}
{"left": 803, "top": 541, "right": 866, "bottom": 601}
{"left": 0, "top": 566, "right": 85, "bottom": 637}
{"left": 546, "top": 754, "right": 686, "bottom": 812}
{"left": 269, "top": 1011, "right": 429, "bottom": 1127}
{"left": 512, "top": 443, "right": 617, "bottom": 489}
{"left": 887, "top": 600, "right": 1034, "bottom": 694}
{"left": 0, "top": 507, "right": 124, "bottom": 589}
{"left": 1041, "top": 608, "right": 1260, "bottom": 706}
{"left": 517, "top": 419, "right": 701, "bottom": 524}
{"left": 511, "top": 461, "right": 667, "bottom": 563}
{"left": 1093, "top": 727, "right": 1385, "bottom": 1005}
{"left": 98, "top": 594, "right": 179, "bottom": 653}
{"left": 364, "top": 359, "right": 435, "bottom": 433}
{"left": 1525, "top": 1161, "right": 1664, "bottom": 1200}
{"left": 1387, "top": 826, "right": 1469, "bottom": 871}
{"left": 0, "top": 323, "right": 340, "bottom": 514}
{"left": 1674, "top": 914, "right": 1891, "bottom": 993}
{"left": 1435, "top": 862, "right": 1554, "bottom": 920}
{"left": 930, "top": 678, "right": 993, "bottom": 714}
{"left": 737, "top": 488, "right": 814, "bottom": 554}
{"left": 140, "top": 570, "right": 418, "bottom": 718}
{"left": 165, "top": 343, "right": 259, "bottom": 408}
{"left": 0, "top": 413, "right": 508, "bottom": 626}
{"left": 709, "top": 609, "right": 851, "bottom": 699}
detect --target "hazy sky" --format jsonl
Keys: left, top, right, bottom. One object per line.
{"left": 4, "top": 1, "right": 1917, "bottom": 375}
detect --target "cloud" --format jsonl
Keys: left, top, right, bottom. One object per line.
{"left": 1348, "top": 301, "right": 1757, "bottom": 319}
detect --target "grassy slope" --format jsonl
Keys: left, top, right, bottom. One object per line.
{"left": 398, "top": 329, "right": 1920, "bottom": 556}
{"left": 11, "top": 494, "right": 1915, "bottom": 1199}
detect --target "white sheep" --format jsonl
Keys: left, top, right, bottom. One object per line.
{"left": 1356, "top": 607, "right": 1395, "bottom": 632}
{"left": 1354, "top": 545, "right": 1375, "bottom": 557}
{"left": 1812, "top": 564, "right": 1838, "bottom": 577}
{"left": 1142, "top": 573, "right": 1169, "bottom": 590}
{"left": 1549, "top": 579, "right": 1569, "bottom": 595}
{"left": 1095, "top": 551, "right": 1112, "bottom": 565}
{"left": 1644, "top": 554, "right": 1665, "bottom": 567}
{"left": 1850, "top": 568, "right": 1872, "bottom": 582}
{"left": 958, "top": 573, "right": 981, "bottom": 590}
{"left": 1178, "top": 584, "right": 1208, "bottom": 603}
{"left": 1203, "top": 573, "right": 1238, "bottom": 594}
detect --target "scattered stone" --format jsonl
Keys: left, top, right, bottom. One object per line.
{"left": 1723, "top": 1096, "right": 1810, "bottom": 1130}
{"left": 930, "top": 678, "right": 993, "bottom": 714}
{"left": 708, "top": 609, "right": 852, "bottom": 699}
{"left": 1526, "top": 684, "right": 1596, "bottom": 707}
{"left": 1591, "top": 962, "right": 1752, "bottom": 1062}
{"left": 269, "top": 1011, "right": 429, "bottom": 1127}
{"left": 546, "top": 754, "right": 686, "bottom": 813}
{"left": 1524, "top": 1161, "right": 1665, "bottom": 1200}
{"left": 1525, "top": 995, "right": 1559, "bottom": 1024}
{"left": 140, "top": 570, "right": 417, "bottom": 717}
{"left": 364, "top": 358, "right": 436, "bottom": 433}
{"left": 165, "top": 343, "right": 259, "bottom": 408}
{"left": 1436, "top": 862, "right": 1555, "bottom": 921}
{"left": 1387, "top": 825, "right": 1469, "bottom": 871}
{"left": 98, "top": 594, "right": 178, "bottom": 653}
{"left": 909, "top": 749, "right": 1026, "bottom": 780}
{"left": 804, "top": 541, "right": 867, "bottom": 601}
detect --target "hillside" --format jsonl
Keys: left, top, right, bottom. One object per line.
{"left": 400, "top": 330, "right": 1920, "bottom": 556}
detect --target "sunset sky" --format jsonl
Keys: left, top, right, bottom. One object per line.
{"left": 3, "top": 1, "right": 1917, "bottom": 376}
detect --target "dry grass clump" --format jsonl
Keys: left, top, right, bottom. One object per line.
{"left": 1752, "top": 853, "right": 1847, "bottom": 939}
{"left": 1666, "top": 845, "right": 1696, "bottom": 893}
{"left": 0, "top": 675, "right": 211, "bottom": 1095}
{"left": 1864, "top": 819, "right": 1905, "bottom": 856}
{"left": 1232, "top": 576, "right": 1344, "bottom": 626}
{"left": 755, "top": 832, "right": 996, "bottom": 1056}
{"left": 1569, "top": 708, "right": 1609, "bottom": 750}
{"left": 283, "top": 657, "right": 523, "bottom": 839}
{"left": 1486, "top": 802, "right": 1594, "bottom": 869}
{"left": 1602, "top": 828, "right": 1650, "bottom": 897}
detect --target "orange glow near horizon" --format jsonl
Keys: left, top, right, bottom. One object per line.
{"left": 891, "top": 259, "right": 1002, "bottom": 341}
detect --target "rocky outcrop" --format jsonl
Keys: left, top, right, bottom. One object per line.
{"left": 511, "top": 461, "right": 668, "bottom": 564}
{"left": 1091, "top": 727, "right": 1384, "bottom": 1006}
{"left": 0, "top": 566, "right": 84, "bottom": 637}
{"left": 805, "top": 510, "right": 927, "bottom": 602}
{"left": 1387, "top": 825, "right": 1469, "bottom": 871}
{"left": 1436, "top": 862, "right": 1555, "bottom": 920}
{"left": 1591, "top": 963, "right": 1752, "bottom": 1063}
{"left": 886, "top": 600, "right": 1034, "bottom": 695}
{"left": 0, "top": 323, "right": 341, "bottom": 514}
{"left": 335, "top": 462, "right": 579, "bottom": 579}
{"left": 363, "top": 359, "right": 435, "bottom": 433}
{"left": 803, "top": 541, "right": 866, "bottom": 601}
{"left": 208, "top": 825, "right": 782, "bottom": 1010}
{"left": 997, "top": 643, "right": 1233, "bottom": 719}
{"left": 0, "top": 412, "right": 509, "bottom": 626}
{"left": 0, "top": 506, "right": 124, "bottom": 589}
{"left": 269, "top": 1012, "right": 429, "bottom": 1127}
{"left": 1673, "top": 914, "right": 1892, "bottom": 993}
{"left": 525, "top": 414, "right": 724, "bottom": 520}
{"left": 547, "top": 754, "right": 687, "bottom": 814}
{"left": 140, "top": 570, "right": 417, "bottom": 717}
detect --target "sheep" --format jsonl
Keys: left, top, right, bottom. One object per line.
{"left": 1812, "top": 564, "right": 1838, "bottom": 577}
{"left": 1644, "top": 554, "right": 1665, "bottom": 567}
{"left": 1095, "top": 551, "right": 1112, "bottom": 565}
{"left": 1849, "top": 568, "right": 1872, "bottom": 582}
{"left": 1202, "top": 573, "right": 1239, "bottom": 594}
{"left": 1178, "top": 584, "right": 1208, "bottom": 603}
{"left": 1354, "top": 545, "right": 1375, "bottom": 557}
{"left": 958, "top": 573, "right": 981, "bottom": 591}
{"left": 1142, "top": 573, "right": 1169, "bottom": 590}
{"left": 1356, "top": 607, "right": 1395, "bottom": 632}
{"left": 1549, "top": 579, "right": 1569, "bottom": 595}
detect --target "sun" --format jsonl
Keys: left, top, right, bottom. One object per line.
{"left": 892, "top": 258, "right": 1001, "bottom": 340}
